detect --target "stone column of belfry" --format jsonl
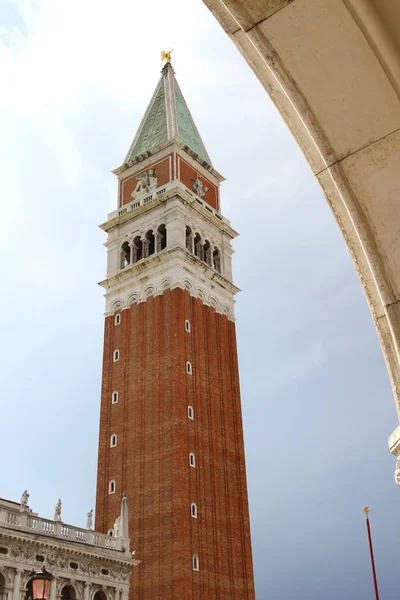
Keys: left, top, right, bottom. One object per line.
{"left": 95, "top": 59, "right": 256, "bottom": 600}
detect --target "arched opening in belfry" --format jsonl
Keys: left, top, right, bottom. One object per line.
{"left": 120, "top": 242, "right": 131, "bottom": 269}
{"left": 132, "top": 236, "right": 143, "bottom": 264}
{"left": 158, "top": 224, "right": 167, "bottom": 250}
{"left": 145, "top": 230, "right": 155, "bottom": 258}
{"left": 213, "top": 247, "right": 221, "bottom": 273}
{"left": 0, "top": 573, "right": 7, "bottom": 600}
{"left": 93, "top": 591, "right": 107, "bottom": 600}
{"left": 194, "top": 233, "right": 203, "bottom": 260}
{"left": 186, "top": 226, "right": 193, "bottom": 253}
{"left": 204, "top": 240, "right": 212, "bottom": 266}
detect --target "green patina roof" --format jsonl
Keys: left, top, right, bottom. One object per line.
{"left": 126, "top": 64, "right": 211, "bottom": 165}
{"left": 129, "top": 83, "right": 168, "bottom": 160}
{"left": 174, "top": 82, "right": 209, "bottom": 163}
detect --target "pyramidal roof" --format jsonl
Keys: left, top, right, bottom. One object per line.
{"left": 124, "top": 62, "right": 212, "bottom": 166}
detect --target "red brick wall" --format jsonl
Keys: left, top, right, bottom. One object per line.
{"left": 121, "top": 156, "right": 172, "bottom": 206}
{"left": 178, "top": 158, "right": 219, "bottom": 211}
{"left": 95, "top": 289, "right": 255, "bottom": 600}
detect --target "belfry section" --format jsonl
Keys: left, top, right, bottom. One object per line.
{"left": 95, "top": 61, "right": 255, "bottom": 600}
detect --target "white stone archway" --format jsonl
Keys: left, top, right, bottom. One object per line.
{"left": 202, "top": 0, "right": 400, "bottom": 474}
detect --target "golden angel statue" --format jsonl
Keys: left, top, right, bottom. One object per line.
{"left": 161, "top": 50, "right": 173, "bottom": 63}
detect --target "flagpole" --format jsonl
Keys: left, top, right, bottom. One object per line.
{"left": 363, "top": 507, "right": 380, "bottom": 600}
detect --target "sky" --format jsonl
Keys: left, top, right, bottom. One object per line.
{"left": 0, "top": 0, "right": 399, "bottom": 598}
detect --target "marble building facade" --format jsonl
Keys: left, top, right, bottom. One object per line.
{"left": 0, "top": 495, "right": 139, "bottom": 600}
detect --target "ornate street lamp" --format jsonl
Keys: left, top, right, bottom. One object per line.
{"left": 27, "top": 568, "right": 54, "bottom": 600}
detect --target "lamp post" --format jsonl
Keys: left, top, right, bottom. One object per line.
{"left": 27, "top": 568, "right": 54, "bottom": 600}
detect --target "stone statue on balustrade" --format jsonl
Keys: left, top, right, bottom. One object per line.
{"left": 86, "top": 509, "right": 93, "bottom": 530}
{"left": 113, "top": 515, "right": 121, "bottom": 538}
{"left": 20, "top": 490, "right": 29, "bottom": 511}
{"left": 54, "top": 499, "right": 62, "bottom": 521}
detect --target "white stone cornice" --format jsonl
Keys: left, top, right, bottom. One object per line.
{"left": 100, "top": 245, "right": 238, "bottom": 321}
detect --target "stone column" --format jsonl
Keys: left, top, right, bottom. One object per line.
{"left": 113, "top": 589, "right": 120, "bottom": 600}
{"left": 49, "top": 578, "right": 56, "bottom": 600}
{"left": 154, "top": 232, "right": 161, "bottom": 253}
{"left": 131, "top": 244, "right": 138, "bottom": 265}
{"left": 120, "top": 590, "right": 128, "bottom": 600}
{"left": 83, "top": 582, "right": 91, "bottom": 600}
{"left": 12, "top": 570, "right": 21, "bottom": 600}
{"left": 142, "top": 238, "right": 149, "bottom": 258}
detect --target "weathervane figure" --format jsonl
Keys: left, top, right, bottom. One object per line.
{"left": 161, "top": 49, "right": 173, "bottom": 63}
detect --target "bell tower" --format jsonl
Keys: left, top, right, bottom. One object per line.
{"left": 95, "top": 59, "right": 255, "bottom": 600}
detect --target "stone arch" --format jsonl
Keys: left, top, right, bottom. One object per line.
{"left": 197, "top": 288, "right": 206, "bottom": 302}
{"left": 91, "top": 589, "right": 109, "bottom": 600}
{"left": 222, "top": 304, "right": 230, "bottom": 317}
{"left": 60, "top": 584, "right": 77, "bottom": 600}
{"left": 128, "top": 293, "right": 139, "bottom": 305}
{"left": 144, "top": 286, "right": 155, "bottom": 299}
{"left": 144, "top": 229, "right": 155, "bottom": 258}
{"left": 157, "top": 224, "right": 167, "bottom": 251}
{"left": 112, "top": 300, "right": 122, "bottom": 312}
{"left": 184, "top": 279, "right": 193, "bottom": 293}
{"left": 204, "top": 0, "right": 400, "bottom": 472}
{"left": 209, "top": 296, "right": 220, "bottom": 311}
{"left": 194, "top": 233, "right": 204, "bottom": 261}
{"left": 213, "top": 247, "right": 221, "bottom": 273}
{"left": 132, "top": 235, "right": 143, "bottom": 264}
{"left": 20, "top": 571, "right": 32, "bottom": 592}
{"left": 204, "top": 240, "right": 212, "bottom": 266}
{"left": 161, "top": 278, "right": 172, "bottom": 290}
{"left": 120, "top": 241, "right": 130, "bottom": 270}
{"left": 186, "top": 226, "right": 194, "bottom": 253}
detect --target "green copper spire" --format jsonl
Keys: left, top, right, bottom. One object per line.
{"left": 129, "top": 83, "right": 168, "bottom": 160}
{"left": 125, "top": 63, "right": 212, "bottom": 166}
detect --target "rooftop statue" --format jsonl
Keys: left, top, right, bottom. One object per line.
{"left": 54, "top": 499, "right": 62, "bottom": 522}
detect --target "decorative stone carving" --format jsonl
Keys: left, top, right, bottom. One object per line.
{"left": 58, "top": 555, "right": 68, "bottom": 569}
{"left": 120, "top": 568, "right": 130, "bottom": 582}
{"left": 56, "top": 578, "right": 69, "bottom": 594}
{"left": 11, "top": 545, "right": 21, "bottom": 557}
{"left": 22, "top": 547, "right": 34, "bottom": 562}
{"left": 86, "top": 510, "right": 93, "bottom": 530}
{"left": 1, "top": 566, "right": 14, "bottom": 584}
{"left": 132, "top": 169, "right": 157, "bottom": 196}
{"left": 89, "top": 563, "right": 100, "bottom": 576}
{"left": 20, "top": 491, "right": 29, "bottom": 512}
{"left": 80, "top": 562, "right": 89, "bottom": 573}
{"left": 54, "top": 499, "right": 62, "bottom": 522}
{"left": 192, "top": 177, "right": 208, "bottom": 199}
{"left": 47, "top": 554, "right": 57, "bottom": 567}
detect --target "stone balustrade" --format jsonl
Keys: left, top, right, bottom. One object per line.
{"left": 0, "top": 507, "right": 126, "bottom": 553}
{"left": 107, "top": 180, "right": 227, "bottom": 224}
